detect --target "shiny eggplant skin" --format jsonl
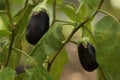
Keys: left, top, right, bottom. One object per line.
{"left": 78, "top": 43, "right": 98, "bottom": 72}
{"left": 26, "top": 9, "right": 49, "bottom": 45}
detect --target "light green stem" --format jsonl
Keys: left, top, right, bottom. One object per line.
{"left": 98, "top": 9, "right": 119, "bottom": 22}
{"left": 13, "top": 48, "right": 37, "bottom": 65}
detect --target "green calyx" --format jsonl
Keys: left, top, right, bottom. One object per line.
{"left": 78, "top": 37, "right": 90, "bottom": 48}
{"left": 33, "top": 0, "right": 48, "bottom": 14}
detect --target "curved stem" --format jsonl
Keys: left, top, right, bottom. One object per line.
{"left": 98, "top": 66, "right": 113, "bottom": 80}
{"left": 55, "top": 19, "right": 75, "bottom": 24}
{"left": 47, "top": 0, "right": 105, "bottom": 72}
{"left": 16, "top": 4, "right": 30, "bottom": 25}
{"left": 51, "top": 0, "right": 57, "bottom": 26}
{"left": 64, "top": 1, "right": 76, "bottom": 10}
{"left": 98, "top": 9, "right": 119, "bottom": 22}
{"left": 83, "top": 25, "right": 95, "bottom": 42}
{"left": 69, "top": 40, "right": 77, "bottom": 45}
{"left": 62, "top": 24, "right": 75, "bottom": 26}
{"left": 97, "top": 67, "right": 106, "bottom": 80}
{"left": 55, "top": 19, "right": 75, "bottom": 26}
{"left": 13, "top": 48, "right": 37, "bottom": 65}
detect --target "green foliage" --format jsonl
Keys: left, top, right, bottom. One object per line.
{"left": 95, "top": 16, "right": 120, "bottom": 80}
{"left": 61, "top": 5, "right": 76, "bottom": 21}
{"left": 0, "top": 30, "right": 10, "bottom": 66}
{"left": 14, "top": 4, "right": 33, "bottom": 43}
{"left": 48, "top": 0, "right": 64, "bottom": 5}
{"left": 50, "top": 49, "right": 68, "bottom": 80}
{"left": 0, "top": 67, "right": 15, "bottom": 80}
{"left": 81, "top": 0, "right": 100, "bottom": 17}
{"left": 23, "top": 64, "right": 52, "bottom": 80}
{"left": 0, "top": 0, "right": 120, "bottom": 80}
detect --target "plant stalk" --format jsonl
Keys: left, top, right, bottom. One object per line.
{"left": 51, "top": 0, "right": 56, "bottom": 26}
{"left": 5, "top": 27, "right": 16, "bottom": 67}
{"left": 5, "top": 0, "right": 13, "bottom": 26}
{"left": 5, "top": 0, "right": 17, "bottom": 67}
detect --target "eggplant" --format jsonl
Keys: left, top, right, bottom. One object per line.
{"left": 78, "top": 43, "right": 98, "bottom": 72}
{"left": 26, "top": 9, "right": 49, "bottom": 45}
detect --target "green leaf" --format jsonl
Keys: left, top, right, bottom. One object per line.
{"left": 0, "top": 47, "right": 21, "bottom": 68}
{"left": 76, "top": 4, "right": 89, "bottom": 23}
{"left": 60, "top": 5, "right": 76, "bottom": 21}
{"left": 14, "top": 4, "right": 33, "bottom": 43}
{"left": 9, "top": 50, "right": 21, "bottom": 68}
{"left": 77, "top": 0, "right": 100, "bottom": 21}
{"left": 0, "top": 67, "right": 16, "bottom": 80}
{"left": 23, "top": 63, "right": 52, "bottom": 80}
{"left": 81, "top": 0, "right": 100, "bottom": 17}
{"left": 94, "top": 16, "right": 120, "bottom": 80}
{"left": 31, "top": 24, "right": 65, "bottom": 63}
{"left": 13, "top": 5, "right": 33, "bottom": 66}
{"left": 48, "top": 0, "right": 64, "bottom": 5}
{"left": 0, "top": 35, "right": 21, "bottom": 68}
{"left": 10, "top": 0, "right": 24, "bottom": 16}
{"left": 82, "top": 21, "right": 95, "bottom": 44}
{"left": 0, "top": 48, "right": 8, "bottom": 66}
{"left": 0, "top": 30, "right": 10, "bottom": 52}
{"left": 56, "top": 0, "right": 64, "bottom": 5}
{"left": 0, "top": 30, "right": 10, "bottom": 38}
{"left": 0, "top": 36, "right": 10, "bottom": 66}
{"left": 50, "top": 49, "right": 68, "bottom": 80}
{"left": 0, "top": 36, "right": 9, "bottom": 52}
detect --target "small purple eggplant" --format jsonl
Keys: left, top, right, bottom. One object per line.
{"left": 78, "top": 43, "right": 98, "bottom": 72}
{"left": 26, "top": 9, "right": 49, "bottom": 45}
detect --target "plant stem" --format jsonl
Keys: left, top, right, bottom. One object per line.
{"left": 16, "top": 4, "right": 30, "bottom": 25}
{"left": 5, "top": 0, "right": 13, "bottom": 26}
{"left": 5, "top": 26, "right": 16, "bottom": 67}
{"left": 5, "top": 0, "right": 15, "bottom": 67}
{"left": 55, "top": 19, "right": 75, "bottom": 24}
{"left": 98, "top": 9, "right": 119, "bottom": 22}
{"left": 64, "top": 1, "right": 76, "bottom": 10}
{"left": 32, "top": 0, "right": 37, "bottom": 5}
{"left": 98, "top": 66, "right": 113, "bottom": 80}
{"left": 83, "top": 25, "right": 95, "bottom": 41}
{"left": 69, "top": 40, "right": 77, "bottom": 45}
{"left": 24, "top": 0, "right": 29, "bottom": 8}
{"left": 92, "top": 0, "right": 104, "bottom": 17}
{"left": 51, "top": 0, "right": 56, "bottom": 26}
{"left": 61, "top": 23, "right": 75, "bottom": 26}
{"left": 13, "top": 48, "right": 37, "bottom": 65}
{"left": 56, "top": 19, "right": 75, "bottom": 26}
{"left": 98, "top": 67, "right": 106, "bottom": 80}
{"left": 0, "top": 10, "right": 7, "bottom": 13}
{"left": 47, "top": 0, "right": 104, "bottom": 72}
